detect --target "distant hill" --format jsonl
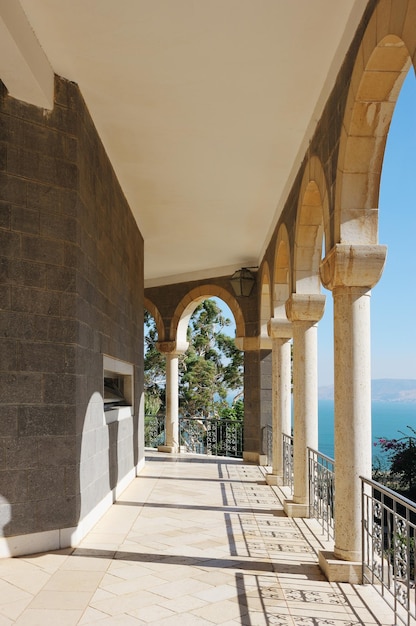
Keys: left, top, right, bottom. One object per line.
{"left": 319, "top": 379, "right": 416, "bottom": 403}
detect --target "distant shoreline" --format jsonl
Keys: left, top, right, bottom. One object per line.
{"left": 318, "top": 378, "right": 416, "bottom": 403}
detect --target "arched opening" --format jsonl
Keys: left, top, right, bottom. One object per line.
{"left": 324, "top": 35, "right": 416, "bottom": 462}
{"left": 371, "top": 67, "right": 416, "bottom": 485}
{"left": 144, "top": 293, "right": 244, "bottom": 457}
{"left": 337, "top": 34, "right": 411, "bottom": 244}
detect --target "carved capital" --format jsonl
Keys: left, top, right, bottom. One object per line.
{"left": 267, "top": 318, "right": 292, "bottom": 339}
{"left": 320, "top": 244, "right": 387, "bottom": 291}
{"left": 234, "top": 336, "right": 272, "bottom": 351}
{"left": 285, "top": 293, "right": 325, "bottom": 323}
{"left": 156, "top": 340, "right": 188, "bottom": 355}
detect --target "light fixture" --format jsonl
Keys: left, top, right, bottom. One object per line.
{"left": 230, "top": 267, "right": 256, "bottom": 297}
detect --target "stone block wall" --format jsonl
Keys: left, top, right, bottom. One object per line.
{"left": 243, "top": 349, "right": 272, "bottom": 458}
{"left": 0, "top": 76, "right": 144, "bottom": 549}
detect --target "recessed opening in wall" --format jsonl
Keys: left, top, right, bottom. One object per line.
{"left": 104, "top": 376, "right": 129, "bottom": 410}
{"left": 103, "top": 355, "right": 134, "bottom": 422}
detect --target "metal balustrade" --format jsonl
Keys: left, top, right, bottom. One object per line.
{"left": 282, "top": 432, "right": 294, "bottom": 492}
{"left": 145, "top": 415, "right": 243, "bottom": 457}
{"left": 308, "top": 447, "right": 335, "bottom": 540}
{"left": 144, "top": 415, "right": 165, "bottom": 447}
{"left": 264, "top": 423, "right": 273, "bottom": 465}
{"left": 179, "top": 417, "right": 243, "bottom": 457}
{"left": 362, "top": 477, "right": 416, "bottom": 626}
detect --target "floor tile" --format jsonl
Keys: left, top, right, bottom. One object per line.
{"left": 0, "top": 452, "right": 399, "bottom": 626}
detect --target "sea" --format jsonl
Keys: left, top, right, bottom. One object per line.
{"left": 318, "top": 399, "right": 416, "bottom": 464}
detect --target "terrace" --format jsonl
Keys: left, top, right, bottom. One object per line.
{"left": 1, "top": 5, "right": 415, "bottom": 626}
{"left": 0, "top": 452, "right": 398, "bottom": 625}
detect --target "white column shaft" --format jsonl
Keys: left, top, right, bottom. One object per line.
{"left": 292, "top": 321, "right": 319, "bottom": 505}
{"left": 272, "top": 338, "right": 292, "bottom": 476}
{"left": 165, "top": 354, "right": 179, "bottom": 451}
{"left": 333, "top": 286, "right": 372, "bottom": 561}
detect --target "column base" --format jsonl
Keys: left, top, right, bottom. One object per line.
{"left": 265, "top": 473, "right": 284, "bottom": 486}
{"left": 318, "top": 550, "right": 362, "bottom": 583}
{"left": 283, "top": 500, "right": 310, "bottom": 518}
{"left": 243, "top": 452, "right": 267, "bottom": 464}
{"left": 157, "top": 445, "right": 178, "bottom": 453}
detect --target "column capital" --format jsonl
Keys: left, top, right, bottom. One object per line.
{"left": 285, "top": 294, "right": 325, "bottom": 323}
{"left": 234, "top": 336, "right": 272, "bottom": 351}
{"left": 267, "top": 318, "right": 292, "bottom": 339}
{"left": 320, "top": 244, "right": 387, "bottom": 291}
{"left": 156, "top": 340, "right": 188, "bottom": 355}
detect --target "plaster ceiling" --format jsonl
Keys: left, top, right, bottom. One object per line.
{"left": 16, "top": 0, "right": 368, "bottom": 286}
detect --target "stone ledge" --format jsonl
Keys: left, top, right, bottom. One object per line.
{"left": 318, "top": 550, "right": 362, "bottom": 583}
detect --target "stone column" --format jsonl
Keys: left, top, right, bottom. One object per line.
{"left": 156, "top": 341, "right": 188, "bottom": 454}
{"left": 319, "top": 244, "right": 386, "bottom": 582}
{"left": 283, "top": 294, "right": 325, "bottom": 517}
{"left": 235, "top": 337, "right": 272, "bottom": 464}
{"left": 266, "top": 319, "right": 292, "bottom": 486}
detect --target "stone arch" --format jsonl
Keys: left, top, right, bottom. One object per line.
{"left": 336, "top": 0, "right": 416, "bottom": 244}
{"left": 273, "top": 224, "right": 291, "bottom": 317}
{"left": 259, "top": 262, "right": 272, "bottom": 343}
{"left": 143, "top": 297, "right": 165, "bottom": 342}
{"left": 171, "top": 284, "right": 245, "bottom": 349}
{"left": 293, "top": 156, "right": 328, "bottom": 294}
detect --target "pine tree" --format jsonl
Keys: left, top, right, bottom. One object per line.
{"left": 144, "top": 309, "right": 166, "bottom": 415}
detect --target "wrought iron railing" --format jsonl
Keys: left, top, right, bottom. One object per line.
{"left": 145, "top": 415, "right": 165, "bottom": 447}
{"left": 308, "top": 447, "right": 335, "bottom": 540}
{"left": 264, "top": 423, "right": 273, "bottom": 466}
{"left": 282, "top": 432, "right": 294, "bottom": 492}
{"left": 362, "top": 477, "right": 416, "bottom": 626}
{"left": 179, "top": 417, "right": 243, "bottom": 457}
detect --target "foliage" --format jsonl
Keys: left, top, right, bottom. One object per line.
{"left": 374, "top": 426, "right": 416, "bottom": 495}
{"left": 144, "top": 309, "right": 166, "bottom": 414}
{"left": 144, "top": 300, "right": 243, "bottom": 418}
{"left": 218, "top": 399, "right": 244, "bottom": 421}
{"left": 180, "top": 299, "right": 243, "bottom": 416}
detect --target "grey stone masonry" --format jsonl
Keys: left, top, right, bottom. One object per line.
{"left": 0, "top": 76, "right": 144, "bottom": 540}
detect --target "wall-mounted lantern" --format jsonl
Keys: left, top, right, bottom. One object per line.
{"left": 230, "top": 267, "right": 256, "bottom": 297}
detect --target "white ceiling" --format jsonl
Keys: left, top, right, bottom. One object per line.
{"left": 14, "top": 1, "right": 367, "bottom": 286}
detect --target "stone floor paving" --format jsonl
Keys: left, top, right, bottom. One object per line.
{"left": 0, "top": 452, "right": 397, "bottom": 625}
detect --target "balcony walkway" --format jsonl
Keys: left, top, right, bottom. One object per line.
{"left": 0, "top": 452, "right": 396, "bottom": 625}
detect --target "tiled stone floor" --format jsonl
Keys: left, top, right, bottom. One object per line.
{"left": 0, "top": 452, "right": 396, "bottom": 625}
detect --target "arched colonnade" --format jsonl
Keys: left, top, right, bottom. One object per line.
{"left": 144, "top": 0, "right": 416, "bottom": 582}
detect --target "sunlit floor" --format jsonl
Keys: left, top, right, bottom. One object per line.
{"left": 0, "top": 452, "right": 396, "bottom": 625}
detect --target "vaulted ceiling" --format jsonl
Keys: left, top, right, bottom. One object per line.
{"left": 3, "top": 1, "right": 368, "bottom": 286}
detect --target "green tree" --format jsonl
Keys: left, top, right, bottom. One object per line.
{"left": 144, "top": 300, "right": 243, "bottom": 418}
{"left": 180, "top": 299, "right": 243, "bottom": 416}
{"left": 144, "top": 309, "right": 166, "bottom": 415}
{"left": 374, "top": 426, "right": 416, "bottom": 497}
{"left": 218, "top": 398, "right": 244, "bottom": 421}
